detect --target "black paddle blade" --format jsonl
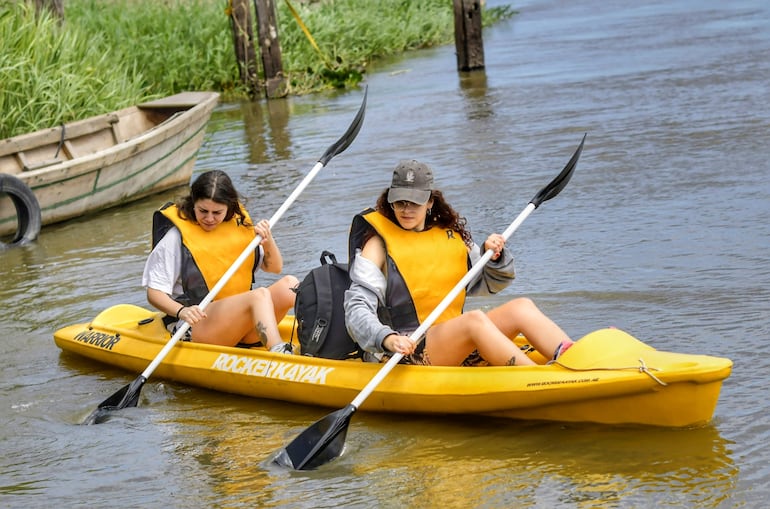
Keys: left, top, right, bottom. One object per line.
{"left": 273, "top": 404, "right": 356, "bottom": 470}
{"left": 81, "top": 376, "right": 146, "bottom": 425}
{"left": 318, "top": 87, "right": 368, "bottom": 166}
{"left": 530, "top": 133, "right": 586, "bottom": 208}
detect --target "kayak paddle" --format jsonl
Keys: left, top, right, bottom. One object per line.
{"left": 82, "top": 88, "right": 368, "bottom": 425}
{"left": 272, "top": 133, "right": 586, "bottom": 469}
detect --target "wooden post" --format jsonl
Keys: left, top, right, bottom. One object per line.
{"left": 453, "top": 0, "right": 485, "bottom": 71}
{"left": 229, "top": 0, "right": 260, "bottom": 96}
{"left": 253, "top": 0, "right": 287, "bottom": 99}
{"left": 33, "top": 0, "right": 64, "bottom": 22}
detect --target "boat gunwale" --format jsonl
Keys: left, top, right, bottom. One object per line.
{"left": 0, "top": 92, "right": 219, "bottom": 235}
{"left": 10, "top": 92, "right": 219, "bottom": 186}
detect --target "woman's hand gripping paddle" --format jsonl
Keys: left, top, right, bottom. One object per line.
{"left": 82, "top": 88, "right": 368, "bottom": 425}
{"left": 272, "top": 133, "right": 586, "bottom": 470}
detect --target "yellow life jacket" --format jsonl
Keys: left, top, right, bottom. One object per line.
{"left": 153, "top": 203, "right": 257, "bottom": 303}
{"left": 351, "top": 209, "right": 469, "bottom": 331}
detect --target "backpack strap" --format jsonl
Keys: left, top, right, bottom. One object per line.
{"left": 320, "top": 250, "right": 337, "bottom": 265}
{"left": 306, "top": 254, "right": 335, "bottom": 351}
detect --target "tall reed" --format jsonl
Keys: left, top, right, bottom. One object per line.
{"left": 0, "top": 3, "right": 148, "bottom": 139}
{"left": 1, "top": 0, "right": 514, "bottom": 139}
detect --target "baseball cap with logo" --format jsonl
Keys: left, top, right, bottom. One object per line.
{"left": 387, "top": 160, "right": 434, "bottom": 205}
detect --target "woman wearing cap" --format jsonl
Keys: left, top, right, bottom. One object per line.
{"left": 142, "top": 170, "right": 298, "bottom": 353}
{"left": 344, "top": 160, "right": 573, "bottom": 366}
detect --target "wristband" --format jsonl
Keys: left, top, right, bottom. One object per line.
{"left": 175, "top": 305, "right": 186, "bottom": 319}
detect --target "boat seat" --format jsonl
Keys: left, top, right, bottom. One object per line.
{"left": 9, "top": 114, "right": 121, "bottom": 171}
{"left": 19, "top": 154, "right": 61, "bottom": 172}
{"left": 0, "top": 113, "right": 121, "bottom": 162}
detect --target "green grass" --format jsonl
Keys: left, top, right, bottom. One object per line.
{"left": 0, "top": 3, "right": 148, "bottom": 139}
{"left": 0, "top": 0, "right": 515, "bottom": 139}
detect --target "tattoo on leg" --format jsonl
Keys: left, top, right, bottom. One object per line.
{"left": 256, "top": 321, "right": 269, "bottom": 344}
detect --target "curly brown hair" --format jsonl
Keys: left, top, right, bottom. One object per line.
{"left": 374, "top": 188, "right": 473, "bottom": 246}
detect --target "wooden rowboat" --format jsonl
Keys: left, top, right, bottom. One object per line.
{"left": 53, "top": 303, "right": 733, "bottom": 428}
{"left": 0, "top": 91, "right": 219, "bottom": 244}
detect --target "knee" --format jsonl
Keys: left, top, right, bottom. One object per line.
{"left": 464, "top": 309, "right": 492, "bottom": 328}
{"left": 278, "top": 275, "right": 299, "bottom": 301}
{"left": 514, "top": 297, "right": 536, "bottom": 307}
{"left": 269, "top": 275, "right": 298, "bottom": 307}
{"left": 282, "top": 275, "right": 300, "bottom": 289}
{"left": 506, "top": 297, "right": 537, "bottom": 315}
{"left": 458, "top": 310, "right": 499, "bottom": 340}
{"left": 274, "top": 275, "right": 299, "bottom": 295}
{"left": 250, "top": 287, "right": 272, "bottom": 302}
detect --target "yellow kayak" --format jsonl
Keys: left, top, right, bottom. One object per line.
{"left": 53, "top": 304, "right": 732, "bottom": 427}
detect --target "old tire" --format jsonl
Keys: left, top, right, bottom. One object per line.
{"left": 0, "top": 173, "right": 42, "bottom": 247}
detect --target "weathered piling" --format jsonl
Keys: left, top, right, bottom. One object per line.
{"left": 229, "top": 0, "right": 260, "bottom": 96}
{"left": 253, "top": 0, "right": 287, "bottom": 98}
{"left": 453, "top": 0, "right": 485, "bottom": 71}
{"left": 229, "top": 0, "right": 286, "bottom": 98}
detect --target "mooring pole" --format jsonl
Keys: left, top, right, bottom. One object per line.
{"left": 453, "top": 0, "right": 485, "bottom": 71}
{"left": 229, "top": 0, "right": 260, "bottom": 96}
{"left": 253, "top": 0, "right": 287, "bottom": 98}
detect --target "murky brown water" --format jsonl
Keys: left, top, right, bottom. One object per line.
{"left": 2, "top": 0, "right": 769, "bottom": 506}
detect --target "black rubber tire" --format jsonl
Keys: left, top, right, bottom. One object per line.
{"left": 0, "top": 173, "right": 42, "bottom": 247}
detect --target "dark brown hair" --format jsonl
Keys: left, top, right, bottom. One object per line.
{"left": 176, "top": 170, "right": 249, "bottom": 225}
{"left": 374, "top": 188, "right": 472, "bottom": 246}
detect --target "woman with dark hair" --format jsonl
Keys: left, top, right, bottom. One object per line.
{"left": 344, "top": 160, "right": 573, "bottom": 366}
{"left": 142, "top": 170, "right": 298, "bottom": 352}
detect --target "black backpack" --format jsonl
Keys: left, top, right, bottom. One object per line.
{"left": 293, "top": 251, "right": 362, "bottom": 359}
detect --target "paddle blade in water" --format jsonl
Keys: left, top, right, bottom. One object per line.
{"left": 273, "top": 404, "right": 356, "bottom": 470}
{"left": 81, "top": 376, "right": 145, "bottom": 425}
{"left": 82, "top": 406, "right": 114, "bottom": 425}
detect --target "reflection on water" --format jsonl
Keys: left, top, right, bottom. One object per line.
{"left": 258, "top": 413, "right": 737, "bottom": 508}
{"left": 241, "top": 99, "right": 293, "bottom": 163}
{"left": 458, "top": 70, "right": 494, "bottom": 122}
{"left": 405, "top": 421, "right": 730, "bottom": 507}
{"left": 99, "top": 396, "right": 736, "bottom": 508}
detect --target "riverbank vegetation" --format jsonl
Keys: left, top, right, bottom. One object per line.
{"left": 1, "top": 0, "right": 514, "bottom": 139}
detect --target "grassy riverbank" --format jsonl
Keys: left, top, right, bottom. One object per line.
{"left": 1, "top": 0, "right": 514, "bottom": 139}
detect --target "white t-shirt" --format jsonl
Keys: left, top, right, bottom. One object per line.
{"left": 141, "top": 227, "right": 264, "bottom": 298}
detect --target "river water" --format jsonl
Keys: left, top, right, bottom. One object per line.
{"left": 2, "top": 0, "right": 769, "bottom": 507}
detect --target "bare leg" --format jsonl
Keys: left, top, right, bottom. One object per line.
{"left": 190, "top": 287, "right": 283, "bottom": 347}
{"left": 486, "top": 297, "right": 571, "bottom": 359}
{"left": 244, "top": 287, "right": 285, "bottom": 348}
{"left": 425, "top": 310, "right": 537, "bottom": 366}
{"left": 268, "top": 275, "right": 299, "bottom": 320}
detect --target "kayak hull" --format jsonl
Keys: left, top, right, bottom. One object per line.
{"left": 53, "top": 304, "right": 732, "bottom": 427}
